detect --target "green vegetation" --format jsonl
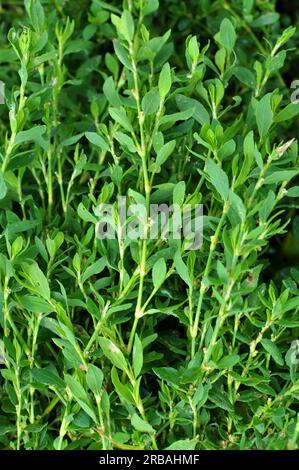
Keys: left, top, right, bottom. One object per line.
{"left": 0, "top": 0, "right": 299, "bottom": 450}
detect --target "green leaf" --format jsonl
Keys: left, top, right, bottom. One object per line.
{"left": 62, "top": 133, "right": 84, "bottom": 146}
{"left": 16, "top": 295, "right": 53, "bottom": 314}
{"left": 259, "top": 190, "right": 275, "bottom": 221}
{"left": 233, "top": 66, "right": 255, "bottom": 88}
{"left": 132, "top": 334, "right": 143, "bottom": 377}
{"left": 114, "top": 131, "right": 137, "bottom": 153}
{"left": 264, "top": 169, "right": 298, "bottom": 185}
{"left": 73, "top": 253, "right": 81, "bottom": 272}
{"left": 77, "top": 203, "right": 97, "bottom": 223}
{"left": 205, "top": 159, "right": 229, "bottom": 200}
{"left": 141, "top": 90, "right": 160, "bottom": 116}
{"left": 131, "top": 413, "right": 155, "bottom": 434}
{"left": 236, "top": 131, "right": 255, "bottom": 186}
{"left": 14, "top": 126, "right": 49, "bottom": 151}
{"left": 152, "top": 258, "right": 167, "bottom": 290}
{"left": 216, "top": 260, "right": 229, "bottom": 283}
{"left": 252, "top": 12, "right": 279, "bottom": 28}
{"left": 287, "top": 186, "right": 299, "bottom": 197}
{"left": 113, "top": 39, "right": 133, "bottom": 70}
{"left": 192, "top": 383, "right": 211, "bottom": 407}
{"left": 261, "top": 339, "right": 284, "bottom": 366}
{"left": 173, "top": 181, "right": 185, "bottom": 206}
{"left": 0, "top": 172, "right": 7, "bottom": 199}
{"left": 109, "top": 107, "right": 133, "bottom": 133}
{"left": 24, "top": 263, "right": 51, "bottom": 300}
{"left": 65, "top": 374, "right": 88, "bottom": 401}
{"left": 218, "top": 18, "right": 236, "bottom": 54}
{"left": 6, "top": 219, "right": 40, "bottom": 237}
{"left": 158, "top": 63, "right": 172, "bottom": 99}
{"left": 99, "top": 337, "right": 129, "bottom": 373}
{"left": 6, "top": 150, "right": 35, "bottom": 171}
{"left": 275, "top": 103, "right": 299, "bottom": 123}
{"left": 229, "top": 191, "right": 246, "bottom": 222}
{"left": 217, "top": 354, "right": 240, "bottom": 369}
{"left": 31, "top": 367, "right": 64, "bottom": 389}
{"left": 188, "top": 36, "right": 199, "bottom": 62}
{"left": 209, "top": 390, "right": 234, "bottom": 412}
{"left": 159, "top": 108, "right": 194, "bottom": 125}
{"left": 111, "top": 367, "right": 134, "bottom": 405}
{"left": 64, "top": 39, "right": 92, "bottom": 55}
{"left": 153, "top": 367, "right": 180, "bottom": 386}
{"left": 120, "top": 10, "right": 135, "bottom": 42}
{"left": 165, "top": 439, "right": 197, "bottom": 450}
{"left": 142, "top": 0, "right": 159, "bottom": 16}
{"left": 255, "top": 94, "right": 273, "bottom": 139}
{"left": 85, "top": 132, "right": 109, "bottom": 151}
{"left": 218, "top": 139, "right": 236, "bottom": 160}
{"left": 65, "top": 375, "right": 99, "bottom": 422}
{"left": 76, "top": 399, "right": 97, "bottom": 423}
{"left": 82, "top": 257, "right": 107, "bottom": 283}
{"left": 176, "top": 94, "right": 210, "bottom": 125}
{"left": 27, "top": 0, "right": 45, "bottom": 32}
{"left": 156, "top": 140, "right": 176, "bottom": 167}
{"left": 32, "top": 50, "right": 57, "bottom": 66}
{"left": 103, "top": 76, "right": 122, "bottom": 107}
{"left": 174, "top": 251, "right": 191, "bottom": 287}
{"left": 86, "top": 364, "right": 104, "bottom": 397}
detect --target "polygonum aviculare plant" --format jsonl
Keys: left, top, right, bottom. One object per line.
{"left": 0, "top": 0, "right": 298, "bottom": 451}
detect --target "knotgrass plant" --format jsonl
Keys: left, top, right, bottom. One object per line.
{"left": 0, "top": 0, "right": 299, "bottom": 450}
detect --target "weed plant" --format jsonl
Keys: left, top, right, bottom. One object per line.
{"left": 0, "top": 0, "right": 299, "bottom": 450}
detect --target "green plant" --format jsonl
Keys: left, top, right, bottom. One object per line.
{"left": 0, "top": 0, "right": 299, "bottom": 451}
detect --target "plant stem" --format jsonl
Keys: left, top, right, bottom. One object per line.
{"left": 127, "top": 41, "right": 151, "bottom": 354}
{"left": 190, "top": 202, "right": 229, "bottom": 358}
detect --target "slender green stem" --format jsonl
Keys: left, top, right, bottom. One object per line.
{"left": 190, "top": 202, "right": 229, "bottom": 358}
{"left": 126, "top": 41, "right": 151, "bottom": 354}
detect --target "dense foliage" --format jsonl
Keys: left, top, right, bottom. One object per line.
{"left": 0, "top": 0, "right": 299, "bottom": 450}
